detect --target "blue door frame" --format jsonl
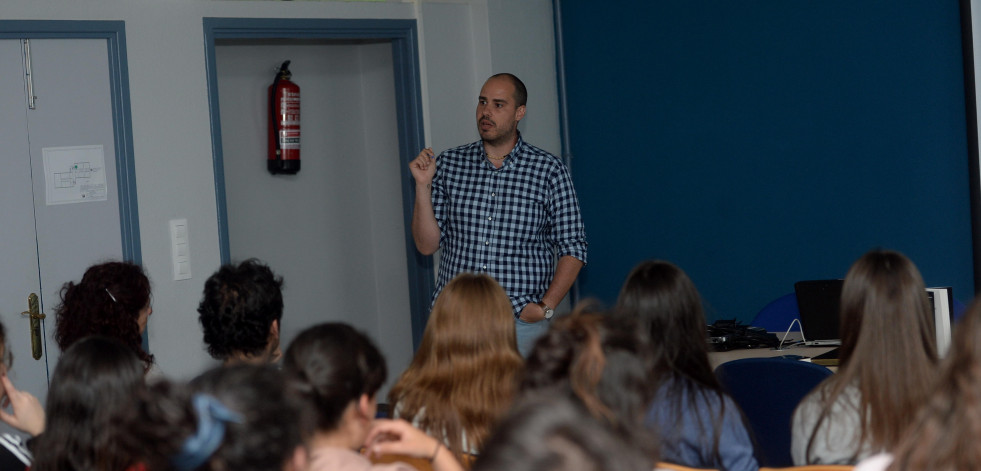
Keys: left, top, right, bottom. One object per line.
{"left": 202, "top": 18, "right": 433, "bottom": 349}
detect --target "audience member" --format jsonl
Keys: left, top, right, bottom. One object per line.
{"left": 615, "top": 260, "right": 757, "bottom": 471}
{"left": 791, "top": 249, "right": 939, "bottom": 465}
{"left": 852, "top": 298, "right": 981, "bottom": 471}
{"left": 471, "top": 394, "right": 656, "bottom": 471}
{"left": 121, "top": 364, "right": 306, "bottom": 471}
{"left": 521, "top": 309, "right": 657, "bottom": 442}
{"left": 283, "top": 322, "right": 463, "bottom": 471}
{"left": 197, "top": 259, "right": 285, "bottom": 364}
{"left": 31, "top": 336, "right": 146, "bottom": 471}
{"left": 54, "top": 261, "right": 154, "bottom": 371}
{"left": 0, "top": 322, "right": 43, "bottom": 470}
{"left": 388, "top": 273, "right": 523, "bottom": 460}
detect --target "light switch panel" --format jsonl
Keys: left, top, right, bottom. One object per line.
{"left": 169, "top": 218, "right": 192, "bottom": 281}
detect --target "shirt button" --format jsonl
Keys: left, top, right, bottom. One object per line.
{"left": 487, "top": 216, "right": 492, "bottom": 221}
{"left": 485, "top": 241, "right": 489, "bottom": 245}
{"left": 482, "top": 265, "right": 487, "bottom": 270}
{"left": 491, "top": 192, "right": 496, "bottom": 197}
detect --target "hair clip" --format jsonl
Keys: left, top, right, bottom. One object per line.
{"left": 105, "top": 288, "right": 118, "bottom": 303}
{"left": 171, "top": 394, "right": 244, "bottom": 471}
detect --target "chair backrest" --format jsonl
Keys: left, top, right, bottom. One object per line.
{"left": 715, "top": 358, "right": 833, "bottom": 468}
{"left": 656, "top": 462, "right": 719, "bottom": 471}
{"left": 760, "top": 466, "right": 853, "bottom": 471}
{"left": 752, "top": 293, "right": 801, "bottom": 333}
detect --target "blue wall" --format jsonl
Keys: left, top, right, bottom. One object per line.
{"left": 559, "top": 1, "right": 975, "bottom": 322}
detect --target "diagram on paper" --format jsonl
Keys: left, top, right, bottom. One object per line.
{"left": 43, "top": 145, "right": 109, "bottom": 205}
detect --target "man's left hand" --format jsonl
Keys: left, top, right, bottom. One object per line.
{"left": 518, "top": 302, "right": 546, "bottom": 323}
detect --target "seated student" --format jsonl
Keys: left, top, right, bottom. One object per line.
{"left": 521, "top": 309, "right": 657, "bottom": 443}
{"left": 54, "top": 261, "right": 155, "bottom": 372}
{"left": 471, "top": 393, "right": 656, "bottom": 471}
{"left": 282, "top": 322, "right": 464, "bottom": 471}
{"left": 614, "top": 260, "right": 758, "bottom": 471}
{"left": 388, "top": 273, "right": 524, "bottom": 461}
{"left": 0, "top": 322, "right": 44, "bottom": 470}
{"left": 197, "top": 259, "right": 285, "bottom": 364}
{"left": 31, "top": 336, "right": 147, "bottom": 471}
{"left": 853, "top": 298, "right": 981, "bottom": 471}
{"left": 791, "top": 250, "right": 939, "bottom": 465}
{"left": 120, "top": 364, "right": 307, "bottom": 471}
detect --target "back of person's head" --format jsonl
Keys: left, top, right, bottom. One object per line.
{"left": 888, "top": 298, "right": 981, "bottom": 471}
{"left": 522, "top": 308, "right": 656, "bottom": 430}
{"left": 282, "top": 322, "right": 386, "bottom": 435}
{"left": 806, "top": 249, "right": 938, "bottom": 461}
{"left": 838, "top": 249, "right": 936, "bottom": 368}
{"left": 472, "top": 394, "right": 656, "bottom": 471}
{"left": 388, "top": 272, "right": 523, "bottom": 458}
{"left": 33, "top": 336, "right": 146, "bottom": 471}
{"left": 615, "top": 260, "right": 717, "bottom": 385}
{"left": 197, "top": 259, "right": 284, "bottom": 362}
{"left": 55, "top": 260, "right": 153, "bottom": 369}
{"left": 121, "top": 364, "right": 305, "bottom": 471}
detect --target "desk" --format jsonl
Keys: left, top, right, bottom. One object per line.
{"left": 709, "top": 332, "right": 838, "bottom": 370}
{"left": 709, "top": 344, "right": 838, "bottom": 370}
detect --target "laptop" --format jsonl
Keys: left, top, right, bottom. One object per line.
{"left": 794, "top": 279, "right": 844, "bottom": 347}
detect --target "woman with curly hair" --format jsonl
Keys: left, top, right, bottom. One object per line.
{"left": 388, "top": 273, "right": 524, "bottom": 461}
{"left": 54, "top": 261, "right": 154, "bottom": 371}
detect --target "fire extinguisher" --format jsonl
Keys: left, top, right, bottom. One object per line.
{"left": 268, "top": 60, "right": 300, "bottom": 174}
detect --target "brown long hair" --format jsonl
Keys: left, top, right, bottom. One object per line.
{"left": 887, "top": 299, "right": 981, "bottom": 470}
{"left": 805, "top": 249, "right": 938, "bottom": 462}
{"left": 614, "top": 260, "right": 731, "bottom": 462}
{"left": 388, "top": 273, "right": 523, "bottom": 459}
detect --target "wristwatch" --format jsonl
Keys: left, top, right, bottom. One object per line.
{"left": 537, "top": 301, "right": 555, "bottom": 320}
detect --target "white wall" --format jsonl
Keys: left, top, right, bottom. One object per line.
{"left": 0, "top": 0, "right": 560, "bottom": 380}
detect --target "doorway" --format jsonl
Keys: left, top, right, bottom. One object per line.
{"left": 0, "top": 22, "right": 139, "bottom": 407}
{"left": 203, "top": 18, "right": 430, "bottom": 389}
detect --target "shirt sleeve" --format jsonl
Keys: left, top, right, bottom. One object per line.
{"left": 547, "top": 163, "right": 588, "bottom": 264}
{"left": 431, "top": 156, "right": 448, "bottom": 248}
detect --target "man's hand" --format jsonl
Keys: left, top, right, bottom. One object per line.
{"left": 519, "top": 302, "right": 546, "bottom": 323}
{"left": 409, "top": 148, "right": 436, "bottom": 185}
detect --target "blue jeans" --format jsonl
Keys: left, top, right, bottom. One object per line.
{"left": 515, "top": 318, "right": 550, "bottom": 357}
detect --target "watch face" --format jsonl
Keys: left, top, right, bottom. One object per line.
{"left": 544, "top": 307, "right": 554, "bottom": 319}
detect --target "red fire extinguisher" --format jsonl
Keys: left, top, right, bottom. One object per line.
{"left": 268, "top": 60, "right": 300, "bottom": 174}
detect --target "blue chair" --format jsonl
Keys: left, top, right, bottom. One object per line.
{"left": 751, "top": 293, "right": 800, "bottom": 333}
{"left": 715, "top": 358, "right": 832, "bottom": 468}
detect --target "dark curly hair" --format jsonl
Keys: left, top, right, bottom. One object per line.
{"left": 118, "top": 365, "right": 304, "bottom": 471}
{"left": 31, "top": 336, "right": 146, "bottom": 471}
{"left": 197, "top": 259, "right": 284, "bottom": 360}
{"left": 282, "top": 323, "right": 386, "bottom": 435}
{"left": 54, "top": 261, "right": 153, "bottom": 371}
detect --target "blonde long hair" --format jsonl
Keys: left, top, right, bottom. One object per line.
{"left": 388, "top": 273, "right": 523, "bottom": 459}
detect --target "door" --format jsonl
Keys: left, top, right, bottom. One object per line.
{"left": 0, "top": 38, "right": 124, "bottom": 406}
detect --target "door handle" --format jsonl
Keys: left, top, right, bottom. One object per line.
{"left": 19, "top": 293, "right": 45, "bottom": 360}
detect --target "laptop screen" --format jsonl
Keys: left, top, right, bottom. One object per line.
{"left": 794, "top": 279, "right": 844, "bottom": 343}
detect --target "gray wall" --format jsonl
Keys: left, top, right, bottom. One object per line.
{"left": 0, "top": 0, "right": 561, "bottom": 380}
{"left": 216, "top": 40, "right": 413, "bottom": 388}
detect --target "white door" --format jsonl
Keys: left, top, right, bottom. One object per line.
{"left": 0, "top": 38, "right": 124, "bottom": 406}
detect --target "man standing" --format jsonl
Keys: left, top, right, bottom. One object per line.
{"left": 410, "top": 73, "right": 588, "bottom": 355}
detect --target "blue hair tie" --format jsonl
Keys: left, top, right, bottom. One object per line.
{"left": 172, "top": 393, "right": 244, "bottom": 471}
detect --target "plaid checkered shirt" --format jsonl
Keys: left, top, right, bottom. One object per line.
{"left": 430, "top": 135, "right": 588, "bottom": 316}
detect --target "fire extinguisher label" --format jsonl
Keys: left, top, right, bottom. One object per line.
{"left": 278, "top": 91, "right": 300, "bottom": 152}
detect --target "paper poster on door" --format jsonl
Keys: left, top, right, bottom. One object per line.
{"left": 42, "top": 145, "right": 108, "bottom": 205}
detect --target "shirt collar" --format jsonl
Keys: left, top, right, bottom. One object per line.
{"left": 477, "top": 133, "right": 524, "bottom": 169}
